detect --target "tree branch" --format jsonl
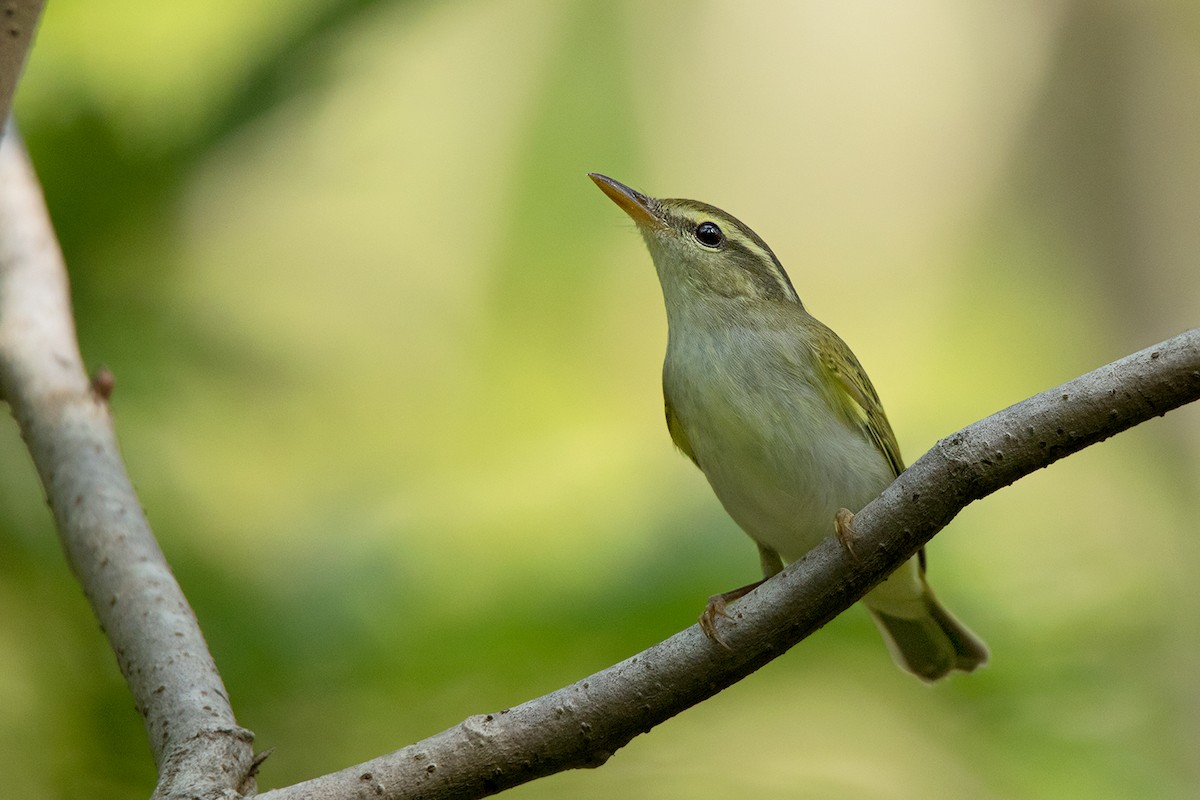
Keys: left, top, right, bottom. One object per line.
{"left": 257, "top": 329, "right": 1200, "bottom": 800}
{"left": 0, "top": 131, "right": 256, "bottom": 798}
{"left": 0, "top": 0, "right": 44, "bottom": 130}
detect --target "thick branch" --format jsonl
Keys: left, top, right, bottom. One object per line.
{"left": 0, "top": 0, "right": 45, "bottom": 129}
{"left": 0, "top": 132, "right": 256, "bottom": 798}
{"left": 259, "top": 329, "right": 1200, "bottom": 800}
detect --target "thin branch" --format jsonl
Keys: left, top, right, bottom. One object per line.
{"left": 0, "top": 131, "right": 256, "bottom": 798}
{"left": 0, "top": 0, "right": 45, "bottom": 130}
{"left": 258, "top": 329, "right": 1200, "bottom": 800}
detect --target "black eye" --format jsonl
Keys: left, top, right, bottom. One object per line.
{"left": 695, "top": 221, "right": 724, "bottom": 247}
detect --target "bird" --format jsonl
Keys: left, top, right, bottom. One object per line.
{"left": 590, "top": 172, "right": 987, "bottom": 681}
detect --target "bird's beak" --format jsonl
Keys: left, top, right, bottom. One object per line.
{"left": 589, "top": 173, "right": 665, "bottom": 229}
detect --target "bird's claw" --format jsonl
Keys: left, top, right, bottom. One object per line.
{"left": 699, "top": 595, "right": 733, "bottom": 651}
{"left": 834, "top": 508, "right": 861, "bottom": 563}
{"left": 697, "top": 579, "right": 767, "bottom": 649}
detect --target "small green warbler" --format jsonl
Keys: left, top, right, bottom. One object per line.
{"left": 591, "top": 173, "right": 986, "bottom": 681}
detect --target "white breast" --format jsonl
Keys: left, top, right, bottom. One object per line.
{"left": 664, "top": 317, "right": 894, "bottom": 563}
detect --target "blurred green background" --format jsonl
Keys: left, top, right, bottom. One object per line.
{"left": 3, "top": 1, "right": 1199, "bottom": 798}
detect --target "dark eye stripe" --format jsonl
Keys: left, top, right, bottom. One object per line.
{"left": 724, "top": 240, "right": 796, "bottom": 301}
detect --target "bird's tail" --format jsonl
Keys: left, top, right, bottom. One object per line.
{"left": 865, "top": 569, "right": 988, "bottom": 682}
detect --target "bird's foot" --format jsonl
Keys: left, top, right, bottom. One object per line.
{"left": 834, "top": 508, "right": 861, "bottom": 563}
{"left": 698, "top": 579, "right": 765, "bottom": 649}
{"left": 699, "top": 595, "right": 731, "bottom": 649}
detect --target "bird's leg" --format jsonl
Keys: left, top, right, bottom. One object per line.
{"left": 758, "top": 542, "right": 784, "bottom": 579}
{"left": 699, "top": 544, "right": 783, "bottom": 648}
{"left": 834, "top": 508, "right": 861, "bottom": 563}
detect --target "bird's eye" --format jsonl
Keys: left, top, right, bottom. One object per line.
{"left": 695, "top": 221, "right": 724, "bottom": 247}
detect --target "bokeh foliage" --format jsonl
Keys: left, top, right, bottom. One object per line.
{"left": 3, "top": 1, "right": 1199, "bottom": 798}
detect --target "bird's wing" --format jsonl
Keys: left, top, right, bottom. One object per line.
{"left": 807, "top": 319, "right": 926, "bottom": 570}
{"left": 806, "top": 318, "right": 906, "bottom": 479}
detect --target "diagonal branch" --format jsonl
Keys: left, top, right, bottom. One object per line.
{"left": 258, "top": 329, "right": 1200, "bottom": 800}
{"left": 0, "top": 130, "right": 257, "bottom": 798}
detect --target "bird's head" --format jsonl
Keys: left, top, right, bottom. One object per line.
{"left": 589, "top": 173, "right": 801, "bottom": 312}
